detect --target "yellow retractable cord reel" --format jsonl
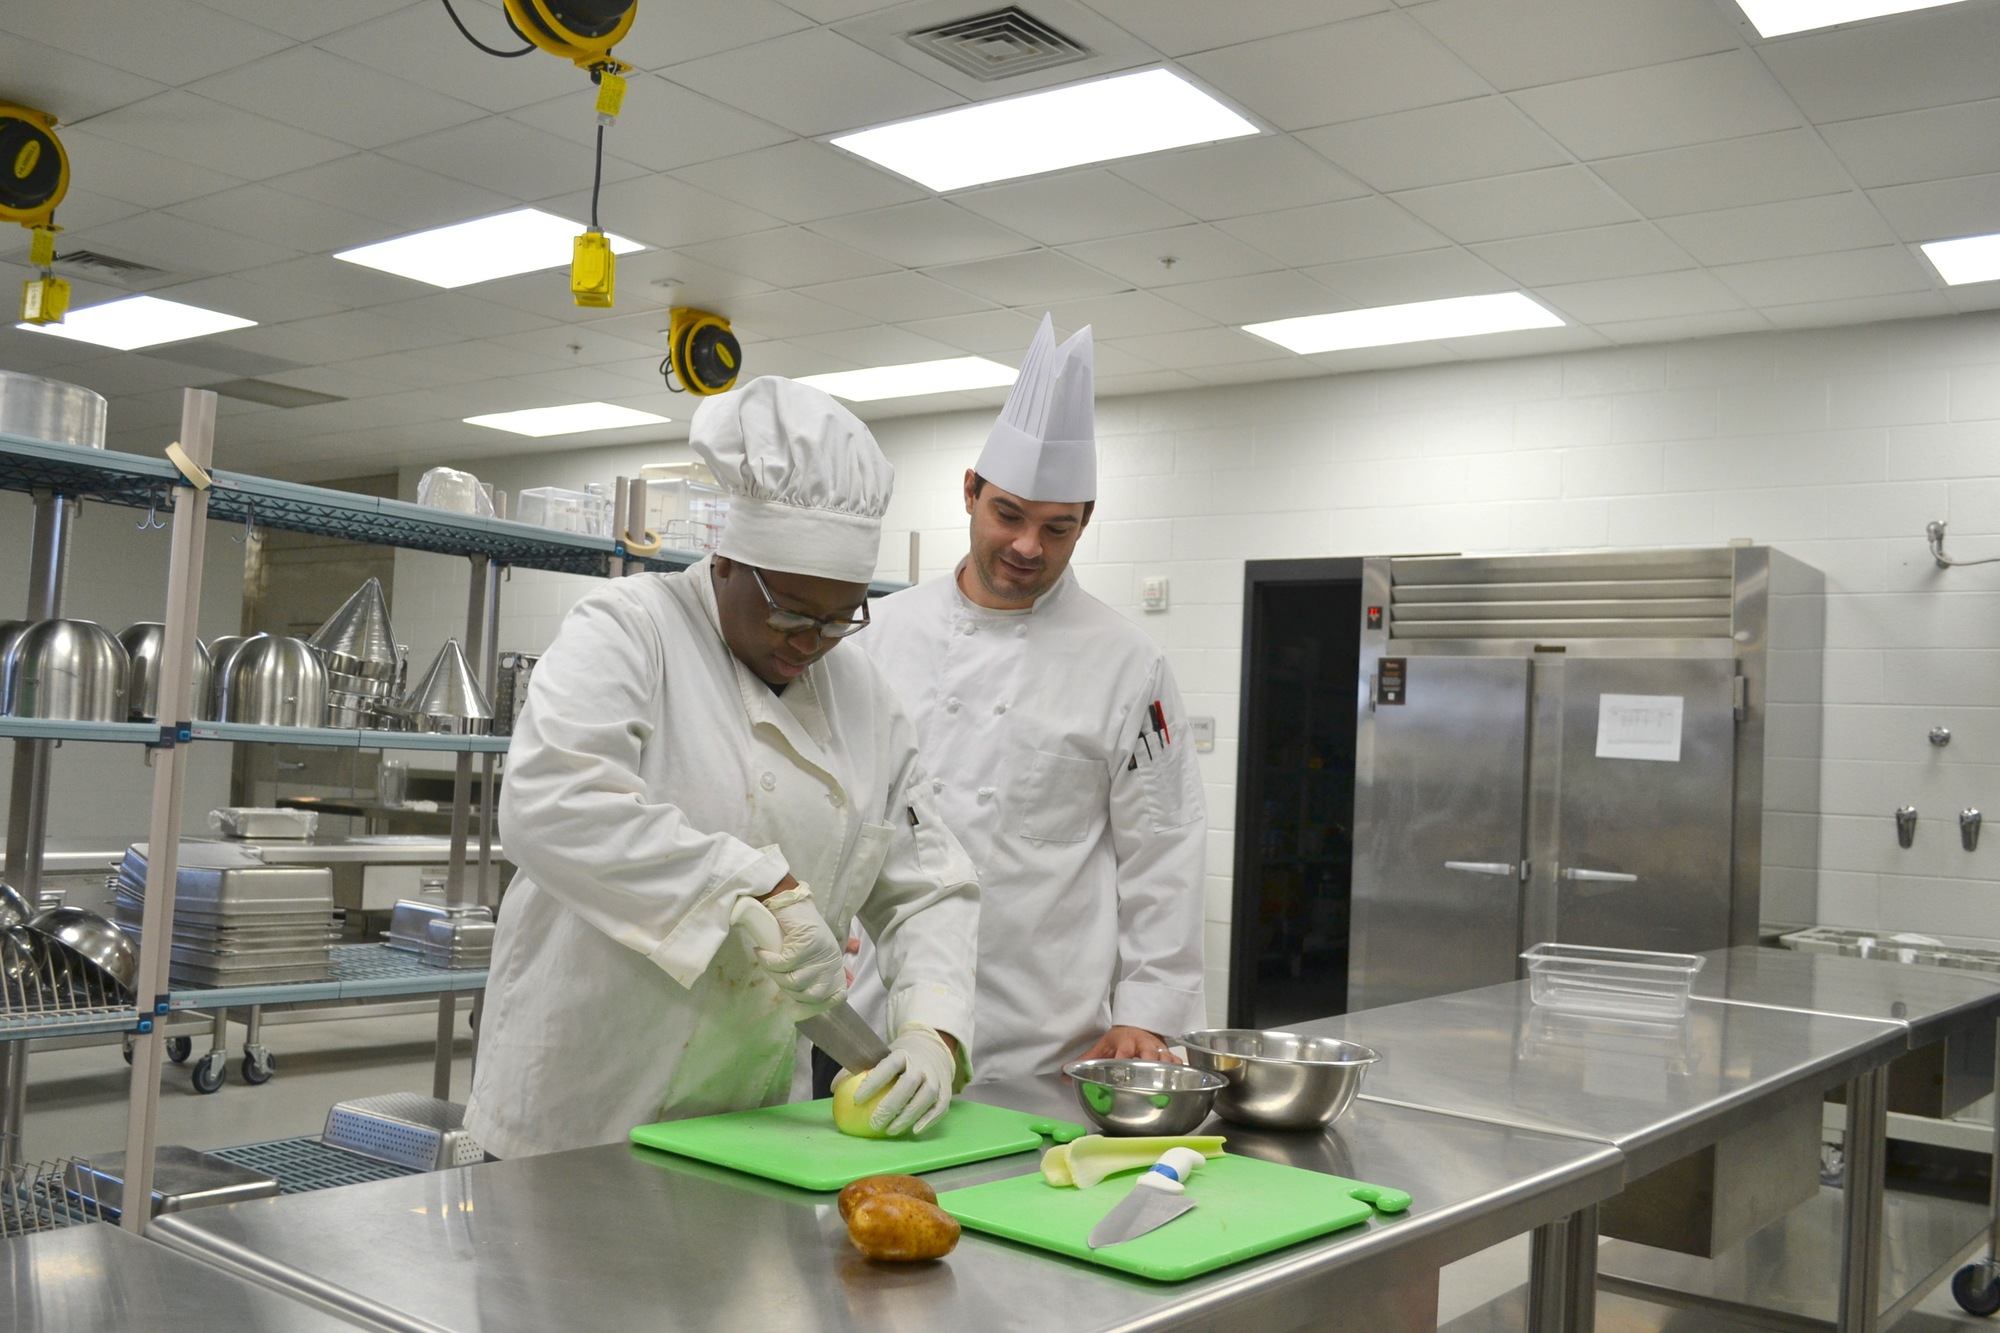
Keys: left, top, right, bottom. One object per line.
{"left": 663, "top": 306, "right": 741, "bottom": 396}
{"left": 3, "top": 104, "right": 71, "bottom": 326}
{"left": 439, "top": 0, "right": 633, "bottom": 306}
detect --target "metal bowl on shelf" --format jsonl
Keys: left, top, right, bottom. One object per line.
{"left": 1179, "top": 1030, "right": 1380, "bottom": 1131}
{"left": 218, "top": 635, "right": 327, "bottom": 727}
{"left": 1061, "top": 1058, "right": 1228, "bottom": 1136}
{"left": 27, "top": 905, "right": 137, "bottom": 995}
{"left": 1, "top": 619, "right": 130, "bottom": 721}
{"left": 0, "top": 881, "right": 31, "bottom": 930}
{"left": 117, "top": 623, "right": 212, "bottom": 722}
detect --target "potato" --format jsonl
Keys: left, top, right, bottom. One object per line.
{"left": 831, "top": 1074, "right": 891, "bottom": 1139}
{"left": 837, "top": 1174, "right": 936, "bottom": 1225}
{"left": 846, "top": 1194, "right": 960, "bottom": 1262}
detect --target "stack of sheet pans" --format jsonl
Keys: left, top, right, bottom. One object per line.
{"left": 112, "top": 842, "right": 337, "bottom": 988}
{"left": 384, "top": 899, "right": 493, "bottom": 970}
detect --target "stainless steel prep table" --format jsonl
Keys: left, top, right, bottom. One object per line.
{"left": 1, "top": 1220, "right": 364, "bottom": 1331}
{"left": 151, "top": 1077, "right": 1624, "bottom": 1333}
{"left": 1299, "top": 980, "right": 1908, "bottom": 1332}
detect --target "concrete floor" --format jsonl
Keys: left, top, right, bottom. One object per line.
{"left": 13, "top": 1014, "right": 2000, "bottom": 1329}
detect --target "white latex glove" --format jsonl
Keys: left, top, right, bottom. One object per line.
{"left": 736, "top": 885, "right": 846, "bottom": 1014}
{"left": 845, "top": 1023, "right": 955, "bottom": 1136}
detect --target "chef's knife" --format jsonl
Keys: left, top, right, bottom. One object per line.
{"left": 731, "top": 897, "right": 893, "bottom": 1075}
{"left": 1087, "top": 1147, "right": 1205, "bottom": 1248}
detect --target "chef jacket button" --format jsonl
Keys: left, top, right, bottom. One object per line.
{"left": 994, "top": 702, "right": 1007, "bottom": 715}
{"left": 977, "top": 786, "right": 996, "bottom": 801}
{"left": 962, "top": 622, "right": 977, "bottom": 635}
{"left": 945, "top": 697, "right": 961, "bottom": 713}
{"left": 759, "top": 772, "right": 776, "bottom": 791}
{"left": 932, "top": 778, "right": 945, "bottom": 793}
{"left": 828, "top": 790, "right": 845, "bottom": 808}
{"left": 1015, "top": 625, "right": 1027, "bottom": 638}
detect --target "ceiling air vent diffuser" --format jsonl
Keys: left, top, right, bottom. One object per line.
{"left": 905, "top": 7, "right": 1090, "bottom": 81}
{"left": 52, "top": 249, "right": 172, "bottom": 287}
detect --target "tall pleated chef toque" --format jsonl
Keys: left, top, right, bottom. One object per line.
{"left": 690, "top": 376, "right": 894, "bottom": 584}
{"left": 974, "top": 314, "right": 1096, "bottom": 503}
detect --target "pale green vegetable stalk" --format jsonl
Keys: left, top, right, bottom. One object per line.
{"left": 1041, "top": 1134, "right": 1227, "bottom": 1188}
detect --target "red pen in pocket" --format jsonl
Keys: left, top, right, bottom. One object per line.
{"left": 1150, "top": 700, "right": 1170, "bottom": 746}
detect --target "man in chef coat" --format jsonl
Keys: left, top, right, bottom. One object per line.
{"left": 465, "top": 377, "right": 979, "bottom": 1159}
{"left": 844, "top": 316, "right": 1206, "bottom": 1086}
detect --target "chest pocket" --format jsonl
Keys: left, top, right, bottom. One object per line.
{"left": 823, "top": 821, "right": 895, "bottom": 928}
{"left": 1016, "top": 749, "right": 1109, "bottom": 844}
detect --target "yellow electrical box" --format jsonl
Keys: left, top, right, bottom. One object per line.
{"left": 20, "top": 273, "right": 69, "bottom": 325}
{"left": 594, "top": 70, "right": 627, "bottom": 123}
{"left": 572, "top": 229, "right": 615, "bottom": 308}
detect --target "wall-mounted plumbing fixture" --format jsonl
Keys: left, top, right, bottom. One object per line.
{"left": 1931, "top": 726, "right": 1953, "bottom": 747}
{"left": 1927, "top": 520, "right": 2000, "bottom": 569}
{"left": 1962, "top": 808, "right": 1983, "bottom": 852}
{"left": 1897, "top": 806, "right": 1919, "bottom": 849}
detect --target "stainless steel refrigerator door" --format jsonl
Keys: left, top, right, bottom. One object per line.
{"left": 1553, "top": 657, "right": 1738, "bottom": 954}
{"left": 1350, "top": 656, "right": 1532, "bottom": 1012}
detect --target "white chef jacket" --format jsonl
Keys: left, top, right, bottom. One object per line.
{"left": 464, "top": 559, "right": 978, "bottom": 1160}
{"left": 848, "top": 565, "right": 1205, "bottom": 1083}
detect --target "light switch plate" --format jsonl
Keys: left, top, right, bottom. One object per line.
{"left": 1190, "top": 717, "right": 1215, "bottom": 753}
{"left": 1140, "top": 575, "right": 1169, "bottom": 612}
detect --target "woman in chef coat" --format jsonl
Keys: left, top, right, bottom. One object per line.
{"left": 464, "top": 377, "right": 979, "bottom": 1160}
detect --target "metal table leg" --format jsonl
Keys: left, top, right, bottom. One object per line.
{"left": 1528, "top": 1206, "right": 1595, "bottom": 1332}
{"left": 1838, "top": 1066, "right": 1889, "bottom": 1333}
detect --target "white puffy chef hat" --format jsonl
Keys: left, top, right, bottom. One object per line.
{"left": 689, "top": 376, "right": 894, "bottom": 584}
{"left": 973, "top": 314, "right": 1096, "bottom": 503}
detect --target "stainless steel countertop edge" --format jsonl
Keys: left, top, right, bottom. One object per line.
{"left": 152, "top": 1217, "right": 444, "bottom": 1333}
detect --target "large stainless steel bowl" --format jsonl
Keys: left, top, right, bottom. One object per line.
{"left": 28, "top": 905, "right": 137, "bottom": 995}
{"left": 219, "top": 635, "right": 327, "bottom": 727}
{"left": 1180, "top": 1030, "right": 1380, "bottom": 1131}
{"left": 1062, "top": 1058, "right": 1228, "bottom": 1136}
{"left": 0, "top": 881, "right": 31, "bottom": 930}
{"left": 1, "top": 619, "right": 130, "bottom": 721}
{"left": 117, "top": 623, "right": 213, "bottom": 722}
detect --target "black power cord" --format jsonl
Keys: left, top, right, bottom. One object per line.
{"left": 440, "top": 0, "right": 535, "bottom": 57}
{"left": 590, "top": 122, "right": 605, "bottom": 231}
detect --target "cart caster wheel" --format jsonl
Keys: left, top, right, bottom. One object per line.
{"left": 1954, "top": 1263, "right": 2000, "bottom": 1317}
{"left": 191, "top": 1054, "right": 226, "bottom": 1095}
{"left": 166, "top": 1036, "right": 193, "bottom": 1064}
{"left": 122, "top": 1038, "right": 134, "bottom": 1065}
{"left": 241, "top": 1050, "right": 275, "bottom": 1085}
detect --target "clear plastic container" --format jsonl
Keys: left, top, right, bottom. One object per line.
{"left": 517, "top": 486, "right": 609, "bottom": 535}
{"left": 416, "top": 467, "right": 491, "bottom": 516}
{"left": 1520, "top": 942, "right": 1705, "bottom": 1021}
{"left": 644, "top": 477, "right": 729, "bottom": 552}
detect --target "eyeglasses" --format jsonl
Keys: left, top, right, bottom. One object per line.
{"left": 750, "top": 566, "right": 871, "bottom": 639}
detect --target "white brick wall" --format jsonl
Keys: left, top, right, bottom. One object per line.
{"left": 392, "top": 311, "right": 2000, "bottom": 1024}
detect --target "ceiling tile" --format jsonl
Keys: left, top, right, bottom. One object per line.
{"left": 954, "top": 172, "right": 1197, "bottom": 246}
{"left": 0, "top": 34, "right": 168, "bottom": 121}
{"left": 1298, "top": 97, "right": 1570, "bottom": 194}
{"left": 381, "top": 118, "right": 648, "bottom": 201}
{"left": 188, "top": 47, "right": 484, "bottom": 150}
{"left": 809, "top": 201, "right": 1034, "bottom": 268}
{"left": 316, "top": 6, "right": 585, "bottom": 113}
{"left": 1821, "top": 99, "right": 2000, "bottom": 189}
{"left": 1869, "top": 173, "right": 2000, "bottom": 243}
{"left": 611, "top": 0, "right": 813, "bottom": 69}
{"left": 1471, "top": 221, "right": 1697, "bottom": 286}
{"left": 1306, "top": 248, "right": 1517, "bottom": 306}
{"left": 264, "top": 153, "right": 515, "bottom": 231}
{"left": 1595, "top": 309, "right": 1772, "bottom": 345}
{"left": 28, "top": 189, "right": 142, "bottom": 234}
{"left": 1075, "top": 0, "right": 1385, "bottom": 56}
{"left": 1033, "top": 290, "right": 1214, "bottom": 339}
{"left": 66, "top": 211, "right": 298, "bottom": 277}
{"left": 899, "top": 308, "right": 1047, "bottom": 353}
{"left": 1181, "top": 12, "right": 1487, "bottom": 132}
{"left": 1222, "top": 195, "right": 1451, "bottom": 265}
{"left": 257, "top": 362, "right": 411, "bottom": 400}
{"left": 235, "top": 254, "right": 430, "bottom": 310}
{"left": 1406, "top": 0, "right": 1737, "bottom": 90}
{"left": 1758, "top": 3, "right": 2000, "bottom": 122}
{"left": 1762, "top": 291, "right": 1955, "bottom": 330}
{"left": 774, "top": 0, "right": 910, "bottom": 21}
{"left": 598, "top": 249, "right": 777, "bottom": 309}
{"left": 796, "top": 271, "right": 995, "bottom": 322}
{"left": 1658, "top": 194, "right": 1898, "bottom": 267}
{"left": 682, "top": 226, "right": 895, "bottom": 287}
{"left": 1105, "top": 327, "right": 1291, "bottom": 369}
{"left": 339, "top": 342, "right": 550, "bottom": 389}
{"left": 1156, "top": 270, "right": 1349, "bottom": 323}
{"left": 146, "top": 274, "right": 347, "bottom": 326}
{"left": 55, "top": 128, "right": 248, "bottom": 208}
{"left": 790, "top": 325, "right": 963, "bottom": 365}
{"left": 925, "top": 251, "right": 1129, "bottom": 306}
{"left": 1392, "top": 166, "right": 1636, "bottom": 244}
{"left": 486, "top": 324, "right": 663, "bottom": 367}
{"left": 1535, "top": 270, "right": 1745, "bottom": 324}
{"left": 560, "top": 176, "right": 782, "bottom": 250}
{"left": 1591, "top": 130, "right": 1857, "bottom": 218}
{"left": 372, "top": 293, "right": 557, "bottom": 339}
{"left": 0, "top": 0, "right": 289, "bottom": 85}
{"left": 470, "top": 269, "right": 646, "bottom": 323}
{"left": 1109, "top": 136, "right": 1369, "bottom": 221}
{"left": 507, "top": 75, "right": 792, "bottom": 174}
{"left": 721, "top": 339, "right": 861, "bottom": 379}
{"left": 1713, "top": 247, "right": 1938, "bottom": 307}
{"left": 668, "top": 28, "right": 960, "bottom": 136}
{"left": 165, "top": 184, "right": 390, "bottom": 255}
{"left": 184, "top": 0, "right": 409, "bottom": 41}
{"left": 705, "top": 289, "right": 875, "bottom": 341}
{"left": 84, "top": 91, "right": 354, "bottom": 181}
{"left": 672, "top": 140, "right": 924, "bottom": 224}
{"left": 1065, "top": 222, "right": 1282, "bottom": 286}
{"left": 1512, "top": 51, "right": 1803, "bottom": 161}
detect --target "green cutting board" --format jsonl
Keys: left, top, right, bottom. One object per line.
{"left": 629, "top": 1099, "right": 1086, "bottom": 1192}
{"left": 936, "top": 1154, "right": 1411, "bottom": 1283}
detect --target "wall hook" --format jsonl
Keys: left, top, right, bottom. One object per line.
{"left": 1896, "top": 806, "right": 1919, "bottom": 849}
{"left": 135, "top": 491, "right": 167, "bottom": 531}
{"left": 231, "top": 501, "right": 258, "bottom": 546}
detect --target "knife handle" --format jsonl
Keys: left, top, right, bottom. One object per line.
{"left": 1135, "top": 1146, "right": 1206, "bottom": 1194}
{"left": 730, "top": 896, "right": 783, "bottom": 954}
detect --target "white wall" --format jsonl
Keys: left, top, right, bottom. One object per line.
{"left": 0, "top": 496, "right": 246, "bottom": 852}
{"left": 395, "top": 310, "right": 2000, "bottom": 1021}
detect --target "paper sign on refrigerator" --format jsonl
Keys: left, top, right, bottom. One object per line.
{"left": 1595, "top": 694, "right": 1684, "bottom": 762}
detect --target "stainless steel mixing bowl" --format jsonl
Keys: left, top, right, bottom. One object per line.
{"left": 1061, "top": 1058, "right": 1228, "bottom": 1136}
{"left": 0, "top": 881, "right": 31, "bottom": 930}
{"left": 219, "top": 635, "right": 327, "bottom": 727}
{"left": 1, "top": 619, "right": 129, "bottom": 721}
{"left": 28, "top": 905, "right": 137, "bottom": 995}
{"left": 1180, "top": 1029, "right": 1380, "bottom": 1130}
{"left": 117, "top": 622, "right": 213, "bottom": 722}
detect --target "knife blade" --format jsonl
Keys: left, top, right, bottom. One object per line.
{"left": 730, "top": 897, "right": 893, "bottom": 1075}
{"left": 1087, "top": 1147, "right": 1205, "bottom": 1249}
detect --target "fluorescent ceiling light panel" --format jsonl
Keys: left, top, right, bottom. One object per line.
{"left": 464, "top": 402, "right": 671, "bottom": 437}
{"left": 1735, "top": 0, "right": 1968, "bottom": 37}
{"left": 1243, "top": 293, "right": 1563, "bottom": 355}
{"left": 17, "top": 295, "right": 255, "bottom": 351}
{"left": 1921, "top": 233, "right": 2000, "bottom": 286}
{"left": 831, "top": 68, "right": 1259, "bottom": 192}
{"left": 336, "top": 208, "right": 643, "bottom": 288}
{"left": 798, "top": 357, "right": 1017, "bottom": 402}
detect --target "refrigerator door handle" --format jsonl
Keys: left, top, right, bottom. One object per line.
{"left": 1559, "top": 866, "right": 1639, "bottom": 884}
{"left": 1444, "top": 860, "right": 1519, "bottom": 879}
